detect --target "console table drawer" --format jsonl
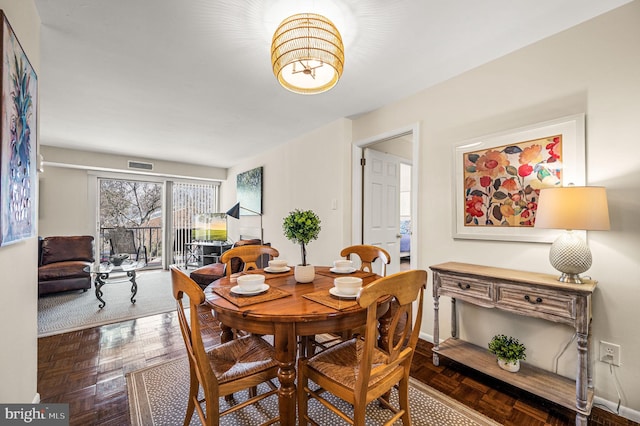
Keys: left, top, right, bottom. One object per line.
{"left": 496, "top": 284, "right": 576, "bottom": 321}
{"left": 439, "top": 276, "right": 492, "bottom": 302}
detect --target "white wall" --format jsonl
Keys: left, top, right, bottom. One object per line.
{"left": 0, "top": 0, "right": 40, "bottom": 403}
{"left": 352, "top": 1, "right": 640, "bottom": 416}
{"left": 223, "top": 118, "right": 353, "bottom": 267}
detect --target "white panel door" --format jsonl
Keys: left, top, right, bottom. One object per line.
{"left": 363, "top": 148, "right": 401, "bottom": 275}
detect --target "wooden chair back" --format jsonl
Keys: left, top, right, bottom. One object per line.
{"left": 170, "top": 266, "right": 221, "bottom": 422}
{"left": 340, "top": 244, "right": 391, "bottom": 276}
{"left": 358, "top": 269, "right": 426, "bottom": 377}
{"left": 220, "top": 245, "right": 279, "bottom": 277}
{"left": 298, "top": 269, "right": 427, "bottom": 425}
{"left": 171, "top": 266, "right": 279, "bottom": 425}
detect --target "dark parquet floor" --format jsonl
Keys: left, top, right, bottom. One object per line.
{"left": 38, "top": 306, "right": 637, "bottom": 426}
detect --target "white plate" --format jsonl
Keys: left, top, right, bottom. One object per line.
{"left": 330, "top": 267, "right": 356, "bottom": 274}
{"left": 230, "top": 283, "right": 269, "bottom": 296}
{"left": 264, "top": 266, "right": 291, "bottom": 273}
{"left": 329, "top": 287, "right": 358, "bottom": 299}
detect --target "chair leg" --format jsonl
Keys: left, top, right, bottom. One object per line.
{"left": 353, "top": 401, "right": 366, "bottom": 425}
{"left": 184, "top": 374, "right": 198, "bottom": 426}
{"left": 398, "top": 376, "right": 411, "bottom": 425}
{"left": 297, "top": 360, "right": 309, "bottom": 425}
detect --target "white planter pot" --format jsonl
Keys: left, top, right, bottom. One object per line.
{"left": 294, "top": 265, "right": 315, "bottom": 283}
{"left": 497, "top": 358, "right": 520, "bottom": 373}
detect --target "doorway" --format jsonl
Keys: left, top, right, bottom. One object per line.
{"left": 352, "top": 124, "right": 419, "bottom": 275}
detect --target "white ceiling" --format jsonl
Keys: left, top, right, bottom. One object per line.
{"left": 34, "top": 0, "right": 630, "bottom": 168}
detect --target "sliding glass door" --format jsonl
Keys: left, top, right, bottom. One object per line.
{"left": 98, "top": 178, "right": 163, "bottom": 268}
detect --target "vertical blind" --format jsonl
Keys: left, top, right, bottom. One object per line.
{"left": 171, "top": 182, "right": 219, "bottom": 265}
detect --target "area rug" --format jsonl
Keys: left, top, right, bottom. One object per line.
{"left": 38, "top": 269, "right": 177, "bottom": 337}
{"left": 127, "top": 357, "right": 501, "bottom": 425}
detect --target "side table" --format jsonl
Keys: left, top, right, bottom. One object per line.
{"left": 85, "top": 260, "right": 146, "bottom": 308}
{"left": 430, "top": 261, "right": 596, "bottom": 426}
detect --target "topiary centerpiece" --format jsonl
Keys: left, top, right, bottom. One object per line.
{"left": 488, "top": 334, "right": 527, "bottom": 372}
{"left": 282, "top": 209, "right": 321, "bottom": 283}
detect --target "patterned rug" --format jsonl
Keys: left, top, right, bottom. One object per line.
{"left": 38, "top": 269, "right": 177, "bottom": 337}
{"left": 127, "top": 357, "right": 501, "bottom": 425}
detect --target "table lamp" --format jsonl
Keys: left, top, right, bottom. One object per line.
{"left": 535, "top": 186, "right": 610, "bottom": 284}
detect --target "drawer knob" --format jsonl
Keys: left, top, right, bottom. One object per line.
{"left": 457, "top": 282, "right": 471, "bottom": 290}
{"left": 524, "top": 295, "right": 543, "bottom": 304}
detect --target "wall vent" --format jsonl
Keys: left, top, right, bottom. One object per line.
{"left": 128, "top": 160, "right": 154, "bottom": 171}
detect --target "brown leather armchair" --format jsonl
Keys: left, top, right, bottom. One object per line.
{"left": 38, "top": 235, "right": 95, "bottom": 296}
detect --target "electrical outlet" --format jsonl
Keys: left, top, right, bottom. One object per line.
{"left": 599, "top": 341, "right": 621, "bottom": 366}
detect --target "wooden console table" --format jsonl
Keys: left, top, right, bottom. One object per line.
{"left": 430, "top": 262, "right": 596, "bottom": 426}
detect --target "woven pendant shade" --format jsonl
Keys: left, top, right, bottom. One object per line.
{"left": 271, "top": 13, "right": 344, "bottom": 95}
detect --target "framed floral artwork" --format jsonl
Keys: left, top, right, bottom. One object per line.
{"left": 452, "top": 114, "right": 585, "bottom": 242}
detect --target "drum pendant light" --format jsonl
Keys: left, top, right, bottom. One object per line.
{"left": 271, "top": 13, "right": 344, "bottom": 95}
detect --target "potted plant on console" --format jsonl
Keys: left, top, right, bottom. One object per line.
{"left": 488, "top": 334, "right": 527, "bottom": 372}
{"left": 282, "top": 209, "right": 321, "bottom": 283}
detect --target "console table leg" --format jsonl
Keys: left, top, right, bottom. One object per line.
{"left": 576, "top": 332, "right": 589, "bottom": 412}
{"left": 433, "top": 295, "right": 440, "bottom": 366}
{"left": 576, "top": 412, "right": 588, "bottom": 426}
{"left": 451, "top": 297, "right": 458, "bottom": 338}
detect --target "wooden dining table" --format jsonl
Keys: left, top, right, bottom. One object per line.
{"left": 204, "top": 266, "right": 386, "bottom": 426}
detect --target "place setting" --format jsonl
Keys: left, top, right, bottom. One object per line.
{"left": 212, "top": 273, "right": 291, "bottom": 307}
{"left": 263, "top": 259, "right": 292, "bottom": 274}
{"left": 329, "top": 259, "right": 356, "bottom": 274}
{"left": 303, "top": 276, "right": 363, "bottom": 310}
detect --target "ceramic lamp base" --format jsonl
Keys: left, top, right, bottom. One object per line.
{"left": 549, "top": 230, "right": 592, "bottom": 284}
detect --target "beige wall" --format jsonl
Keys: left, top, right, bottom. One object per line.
{"left": 352, "top": 1, "right": 640, "bottom": 416}
{"left": 13, "top": 0, "right": 639, "bottom": 418}
{"left": 0, "top": 0, "right": 40, "bottom": 403}
{"left": 223, "top": 118, "right": 353, "bottom": 267}
{"left": 38, "top": 146, "right": 226, "bottom": 237}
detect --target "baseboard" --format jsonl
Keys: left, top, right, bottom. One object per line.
{"left": 419, "top": 331, "right": 435, "bottom": 344}
{"left": 593, "top": 396, "right": 640, "bottom": 423}
{"left": 32, "top": 393, "right": 40, "bottom": 404}
{"left": 418, "top": 332, "right": 639, "bottom": 423}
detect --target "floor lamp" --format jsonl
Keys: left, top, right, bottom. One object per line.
{"left": 225, "top": 202, "right": 263, "bottom": 244}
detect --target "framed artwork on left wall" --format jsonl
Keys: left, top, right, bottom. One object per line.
{"left": 0, "top": 11, "right": 38, "bottom": 246}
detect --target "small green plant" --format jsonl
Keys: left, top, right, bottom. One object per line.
{"left": 282, "top": 209, "right": 321, "bottom": 266}
{"left": 488, "top": 334, "right": 526, "bottom": 362}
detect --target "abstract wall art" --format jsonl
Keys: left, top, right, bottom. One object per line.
{"left": 0, "top": 12, "right": 37, "bottom": 246}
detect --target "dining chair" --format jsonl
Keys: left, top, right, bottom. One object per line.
{"left": 170, "top": 266, "right": 280, "bottom": 426}
{"left": 310, "top": 244, "right": 391, "bottom": 349}
{"left": 340, "top": 244, "right": 391, "bottom": 276}
{"left": 220, "top": 244, "right": 279, "bottom": 277}
{"left": 297, "top": 269, "right": 427, "bottom": 426}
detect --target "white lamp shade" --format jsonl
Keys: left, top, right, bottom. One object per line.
{"left": 535, "top": 186, "right": 610, "bottom": 231}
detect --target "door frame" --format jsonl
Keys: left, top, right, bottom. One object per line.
{"left": 351, "top": 123, "right": 420, "bottom": 270}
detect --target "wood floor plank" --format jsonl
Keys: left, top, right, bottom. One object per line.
{"left": 37, "top": 306, "right": 636, "bottom": 426}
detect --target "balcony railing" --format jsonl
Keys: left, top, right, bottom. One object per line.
{"left": 99, "top": 226, "right": 162, "bottom": 269}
